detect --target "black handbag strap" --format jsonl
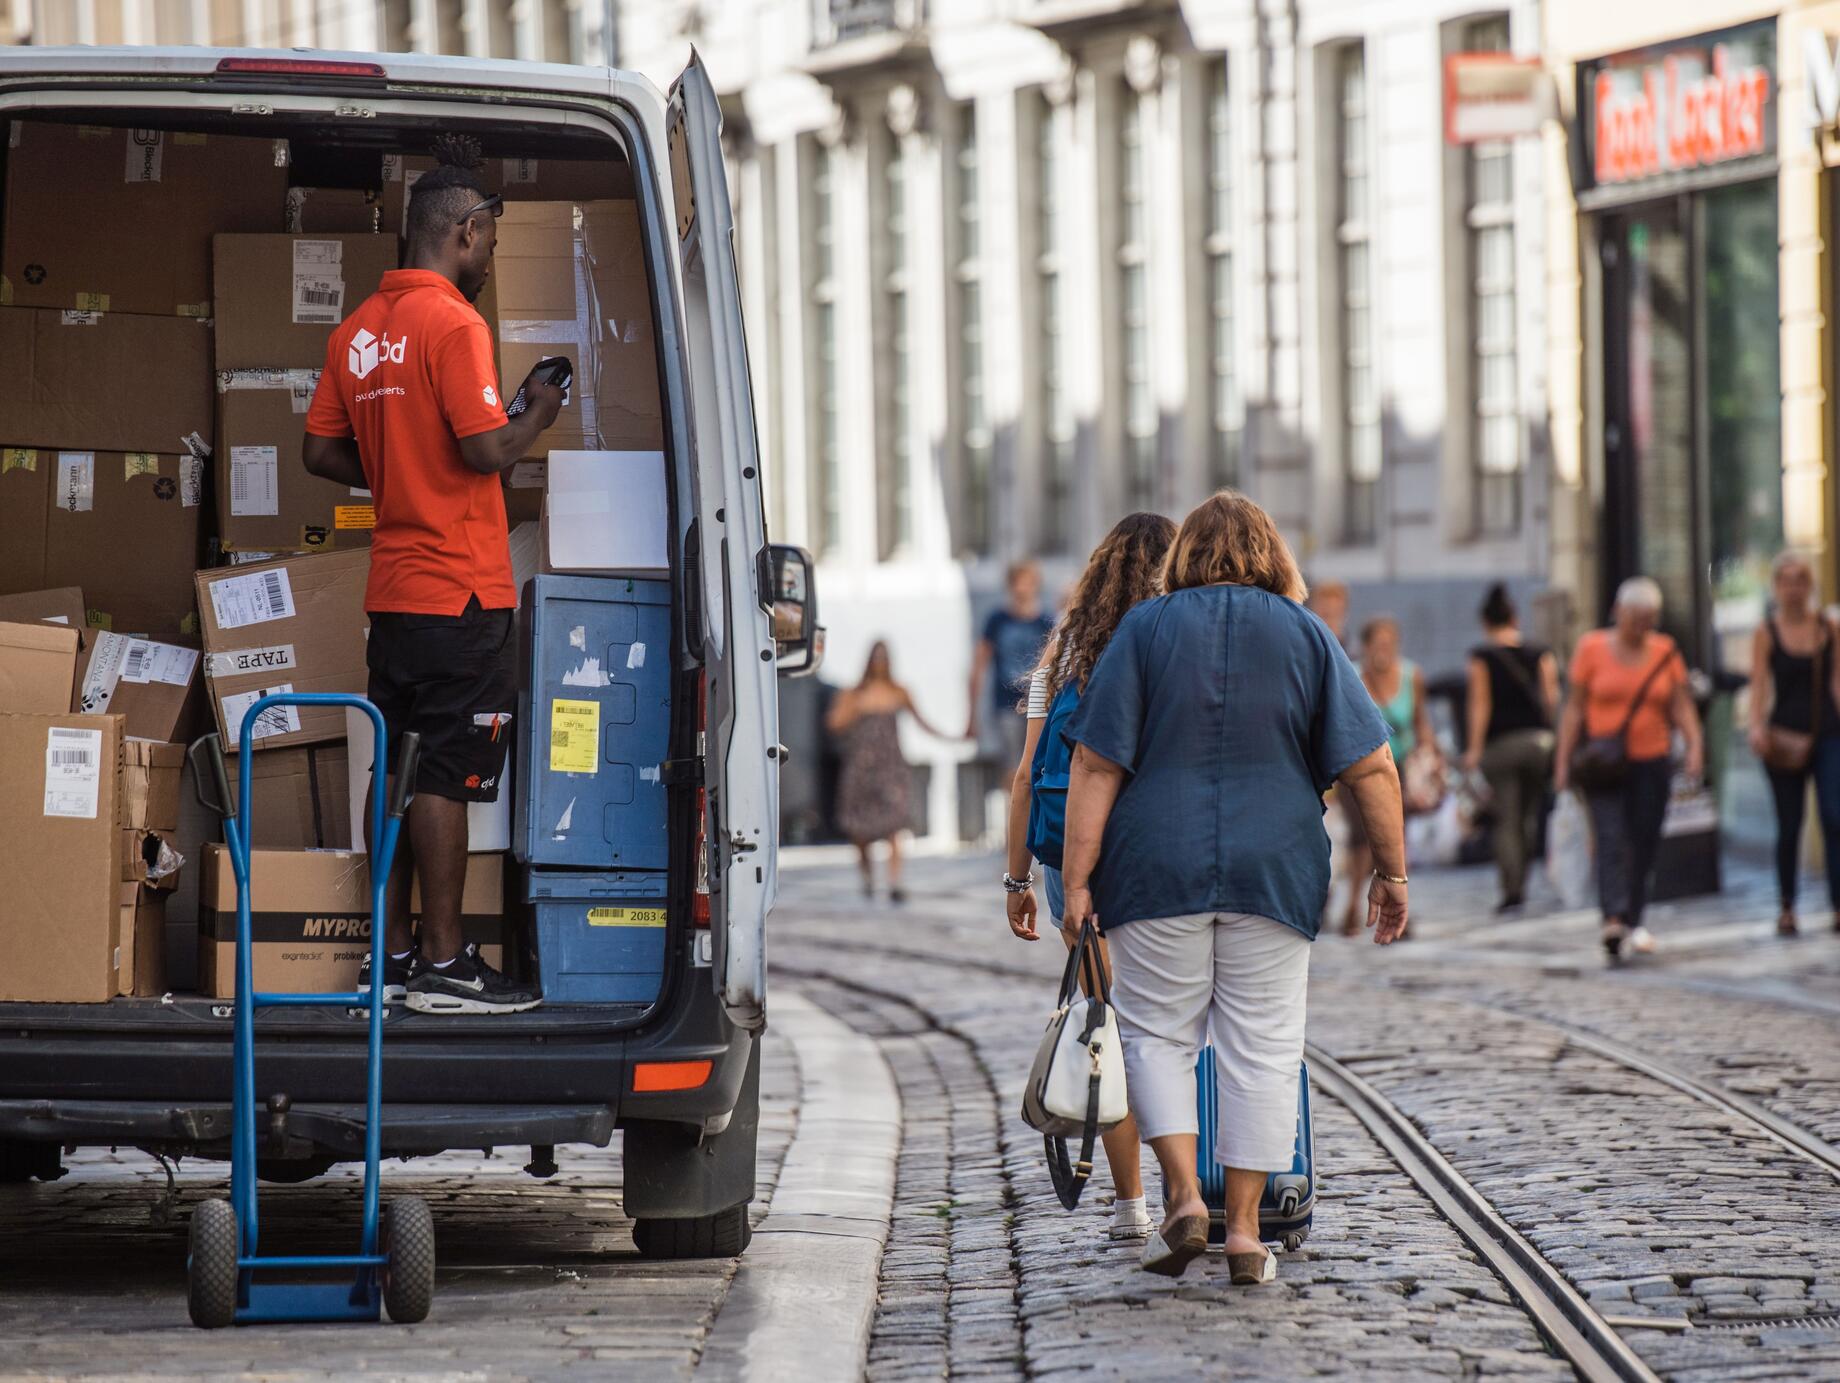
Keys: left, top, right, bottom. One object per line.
{"left": 1044, "top": 1064, "right": 1103, "bottom": 1210}
{"left": 1056, "top": 917, "right": 1112, "bottom": 1010}
{"left": 1609, "top": 642, "right": 1680, "bottom": 745}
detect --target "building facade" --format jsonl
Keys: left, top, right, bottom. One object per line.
{"left": 622, "top": 0, "right": 1553, "bottom": 841}
{"left": 12, "top": 0, "right": 613, "bottom": 62}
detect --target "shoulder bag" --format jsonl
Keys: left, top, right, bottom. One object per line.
{"left": 1763, "top": 619, "right": 1828, "bottom": 774}
{"left": 1020, "top": 917, "right": 1129, "bottom": 1211}
{"left": 1567, "top": 642, "right": 1680, "bottom": 793}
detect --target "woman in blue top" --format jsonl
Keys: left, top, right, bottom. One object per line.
{"left": 1060, "top": 492, "right": 1409, "bottom": 1283}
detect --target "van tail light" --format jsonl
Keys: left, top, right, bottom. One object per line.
{"left": 215, "top": 57, "right": 388, "bottom": 79}
{"left": 692, "top": 672, "right": 711, "bottom": 928}
{"left": 632, "top": 1060, "right": 711, "bottom": 1093}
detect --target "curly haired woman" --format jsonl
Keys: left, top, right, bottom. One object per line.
{"left": 1003, "top": 512, "right": 1177, "bottom": 1243}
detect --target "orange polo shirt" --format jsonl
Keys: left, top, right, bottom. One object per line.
{"left": 1568, "top": 630, "right": 1686, "bottom": 762}
{"left": 304, "top": 269, "right": 516, "bottom": 615}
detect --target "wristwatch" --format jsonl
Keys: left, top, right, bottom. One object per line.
{"left": 1002, "top": 872, "right": 1034, "bottom": 894}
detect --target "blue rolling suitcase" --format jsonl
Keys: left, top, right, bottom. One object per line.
{"left": 1195, "top": 1050, "right": 1316, "bottom": 1251}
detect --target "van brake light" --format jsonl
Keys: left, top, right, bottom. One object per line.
{"left": 215, "top": 57, "right": 388, "bottom": 79}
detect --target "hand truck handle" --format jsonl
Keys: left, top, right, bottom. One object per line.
{"left": 387, "top": 732, "right": 422, "bottom": 820}
{"left": 188, "top": 733, "right": 235, "bottom": 821}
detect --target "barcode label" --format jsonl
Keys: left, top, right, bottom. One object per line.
{"left": 298, "top": 285, "right": 341, "bottom": 305}
{"left": 208, "top": 566, "right": 296, "bottom": 630}
{"left": 291, "top": 275, "right": 345, "bottom": 324}
{"left": 220, "top": 685, "right": 301, "bottom": 743}
{"left": 122, "top": 643, "right": 150, "bottom": 681}
{"left": 120, "top": 640, "right": 199, "bottom": 687}
{"left": 44, "top": 726, "right": 103, "bottom": 819}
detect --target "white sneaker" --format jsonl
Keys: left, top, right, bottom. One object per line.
{"left": 1629, "top": 925, "right": 1657, "bottom": 955}
{"left": 1109, "top": 1196, "right": 1154, "bottom": 1241}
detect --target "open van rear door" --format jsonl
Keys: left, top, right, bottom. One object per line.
{"left": 667, "top": 55, "right": 777, "bottom": 1032}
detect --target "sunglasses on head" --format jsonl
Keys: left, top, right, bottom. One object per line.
{"left": 455, "top": 193, "right": 504, "bottom": 225}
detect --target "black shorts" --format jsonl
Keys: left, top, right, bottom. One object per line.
{"left": 366, "top": 597, "right": 516, "bottom": 803}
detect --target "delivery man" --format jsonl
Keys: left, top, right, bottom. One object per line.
{"left": 303, "top": 148, "right": 564, "bottom": 1014}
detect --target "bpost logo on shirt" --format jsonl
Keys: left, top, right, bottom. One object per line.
{"left": 347, "top": 327, "right": 408, "bottom": 381}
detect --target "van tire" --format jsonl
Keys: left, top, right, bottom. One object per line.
{"left": 0, "top": 1138, "right": 64, "bottom": 1184}
{"left": 631, "top": 1204, "right": 753, "bottom": 1260}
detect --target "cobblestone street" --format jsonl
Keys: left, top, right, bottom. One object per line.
{"left": 5, "top": 852, "right": 1840, "bottom": 1379}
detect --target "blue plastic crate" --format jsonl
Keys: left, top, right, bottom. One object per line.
{"left": 526, "top": 870, "right": 668, "bottom": 1005}
{"left": 516, "top": 575, "right": 672, "bottom": 869}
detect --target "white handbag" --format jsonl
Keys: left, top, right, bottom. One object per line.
{"left": 1021, "top": 918, "right": 1129, "bottom": 1210}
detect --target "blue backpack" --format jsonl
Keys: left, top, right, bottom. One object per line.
{"left": 1025, "top": 682, "right": 1081, "bottom": 869}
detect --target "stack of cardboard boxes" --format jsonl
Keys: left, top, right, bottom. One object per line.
{"left": 0, "top": 122, "right": 666, "bottom": 1004}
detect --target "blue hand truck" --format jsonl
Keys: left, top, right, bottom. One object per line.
{"left": 185, "top": 692, "right": 435, "bottom": 1328}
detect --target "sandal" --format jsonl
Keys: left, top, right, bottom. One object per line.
{"left": 1140, "top": 1214, "right": 1209, "bottom": 1278}
{"left": 1228, "top": 1246, "right": 1278, "bottom": 1286}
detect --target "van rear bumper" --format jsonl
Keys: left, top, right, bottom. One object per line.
{"left": 0, "top": 975, "right": 753, "bottom": 1158}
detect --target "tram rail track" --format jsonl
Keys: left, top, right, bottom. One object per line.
{"left": 776, "top": 925, "right": 1840, "bottom": 1380}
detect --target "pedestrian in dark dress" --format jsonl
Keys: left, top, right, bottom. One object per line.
{"left": 827, "top": 641, "right": 955, "bottom": 903}
{"left": 1461, "top": 584, "right": 1559, "bottom": 911}
{"left": 1746, "top": 551, "right": 1840, "bottom": 936}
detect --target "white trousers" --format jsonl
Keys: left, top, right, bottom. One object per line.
{"left": 1107, "top": 912, "right": 1311, "bottom": 1172}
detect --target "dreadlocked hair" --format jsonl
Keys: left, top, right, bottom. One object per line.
{"left": 430, "top": 132, "right": 485, "bottom": 172}
{"left": 1037, "top": 512, "right": 1178, "bottom": 702}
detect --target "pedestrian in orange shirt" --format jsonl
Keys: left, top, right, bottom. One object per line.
{"left": 303, "top": 137, "right": 564, "bottom": 1013}
{"left": 1554, "top": 577, "right": 1704, "bottom": 961}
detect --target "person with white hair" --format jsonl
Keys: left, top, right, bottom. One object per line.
{"left": 1747, "top": 551, "right": 1840, "bottom": 936}
{"left": 1553, "top": 576, "right": 1704, "bottom": 960}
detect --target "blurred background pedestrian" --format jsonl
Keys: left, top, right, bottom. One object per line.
{"left": 1058, "top": 492, "right": 1407, "bottom": 1283}
{"left": 1340, "top": 617, "right": 1439, "bottom": 936}
{"left": 1555, "top": 577, "right": 1703, "bottom": 960}
{"left": 1307, "top": 579, "right": 1351, "bottom": 654}
{"left": 1003, "top": 512, "right": 1175, "bottom": 1244}
{"left": 1746, "top": 551, "right": 1840, "bottom": 936}
{"left": 1462, "top": 584, "right": 1559, "bottom": 912}
{"left": 828, "top": 641, "right": 956, "bottom": 903}
{"left": 969, "top": 560, "right": 1055, "bottom": 780}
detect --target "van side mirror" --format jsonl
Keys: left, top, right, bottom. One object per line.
{"left": 769, "top": 544, "right": 823, "bottom": 678}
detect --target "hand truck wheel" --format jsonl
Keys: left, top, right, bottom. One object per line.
{"left": 187, "top": 1198, "right": 240, "bottom": 1329}
{"left": 382, "top": 1195, "right": 436, "bottom": 1323}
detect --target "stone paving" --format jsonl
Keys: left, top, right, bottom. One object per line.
{"left": 774, "top": 850, "right": 1840, "bottom": 1380}
{"left": 0, "top": 1031, "right": 799, "bottom": 1379}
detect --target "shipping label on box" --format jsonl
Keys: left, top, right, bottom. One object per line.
{"left": 211, "top": 234, "right": 398, "bottom": 371}
{"left": 76, "top": 631, "right": 199, "bottom": 743}
{"left": 216, "top": 371, "right": 374, "bottom": 553}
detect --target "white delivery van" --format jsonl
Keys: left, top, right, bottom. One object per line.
{"left": 0, "top": 46, "right": 820, "bottom": 1260}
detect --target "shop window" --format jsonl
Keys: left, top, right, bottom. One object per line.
{"left": 876, "top": 129, "right": 914, "bottom": 559}
{"left": 806, "top": 140, "right": 842, "bottom": 556}
{"left": 1037, "top": 95, "right": 1074, "bottom": 554}
{"left": 1464, "top": 15, "right": 1520, "bottom": 536}
{"left": 1118, "top": 85, "right": 1157, "bottom": 511}
{"left": 955, "top": 105, "right": 991, "bottom": 557}
{"left": 1204, "top": 57, "right": 1240, "bottom": 492}
{"left": 1334, "top": 44, "right": 1379, "bottom": 544}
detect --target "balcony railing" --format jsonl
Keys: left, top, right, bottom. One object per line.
{"left": 814, "top": 0, "right": 925, "bottom": 46}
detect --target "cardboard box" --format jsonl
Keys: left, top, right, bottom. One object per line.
{"left": 123, "top": 740, "right": 185, "bottom": 831}
{"left": 40, "top": 450, "right": 204, "bottom": 643}
{"left": 117, "top": 883, "right": 167, "bottom": 996}
{"left": 0, "top": 586, "right": 88, "bottom": 642}
{"left": 1, "top": 123, "right": 290, "bottom": 317}
{"left": 197, "top": 847, "right": 507, "bottom": 997}
{"left": 215, "top": 370, "right": 376, "bottom": 553}
{"left": 379, "top": 153, "right": 633, "bottom": 235}
{"left": 542, "top": 451, "right": 669, "bottom": 577}
{"left": 196, "top": 548, "right": 371, "bottom": 752}
{"left": 243, "top": 742, "right": 351, "bottom": 850}
{"left": 123, "top": 825, "right": 182, "bottom": 889}
{"left": 212, "top": 234, "right": 399, "bottom": 371}
{"left": 0, "top": 451, "right": 50, "bottom": 593}
{"left": 76, "top": 631, "right": 200, "bottom": 743}
{"left": 0, "top": 619, "right": 80, "bottom": 713}
{"left": 492, "top": 200, "right": 664, "bottom": 457}
{"left": 285, "top": 187, "right": 383, "bottom": 235}
{"left": 0, "top": 310, "right": 214, "bottom": 454}
{"left": 0, "top": 712, "right": 126, "bottom": 1003}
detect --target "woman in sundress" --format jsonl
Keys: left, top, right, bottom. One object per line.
{"left": 828, "top": 641, "right": 955, "bottom": 903}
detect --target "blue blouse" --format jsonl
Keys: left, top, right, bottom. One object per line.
{"left": 1063, "top": 585, "right": 1389, "bottom": 941}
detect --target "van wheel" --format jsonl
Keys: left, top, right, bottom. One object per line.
{"left": 631, "top": 1204, "right": 753, "bottom": 1260}
{"left": 0, "top": 1139, "right": 65, "bottom": 1184}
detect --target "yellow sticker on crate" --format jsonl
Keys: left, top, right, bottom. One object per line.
{"left": 2, "top": 448, "right": 35, "bottom": 473}
{"left": 586, "top": 907, "right": 667, "bottom": 928}
{"left": 74, "top": 291, "right": 109, "bottom": 312}
{"left": 124, "top": 453, "right": 161, "bottom": 479}
{"left": 550, "top": 699, "right": 600, "bottom": 774}
{"left": 335, "top": 504, "right": 376, "bottom": 530}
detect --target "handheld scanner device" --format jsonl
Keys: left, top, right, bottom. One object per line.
{"left": 506, "top": 355, "right": 574, "bottom": 416}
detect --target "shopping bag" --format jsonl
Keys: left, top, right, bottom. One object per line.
{"left": 1546, "top": 789, "right": 1594, "bottom": 910}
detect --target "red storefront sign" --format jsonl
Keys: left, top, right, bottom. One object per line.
{"left": 1582, "top": 23, "right": 1776, "bottom": 190}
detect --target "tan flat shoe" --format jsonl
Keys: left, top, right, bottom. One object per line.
{"left": 1140, "top": 1214, "right": 1209, "bottom": 1278}
{"left": 1228, "top": 1247, "right": 1278, "bottom": 1285}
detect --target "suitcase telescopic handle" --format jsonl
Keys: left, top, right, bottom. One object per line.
{"left": 188, "top": 733, "right": 235, "bottom": 821}
{"left": 387, "top": 731, "right": 423, "bottom": 820}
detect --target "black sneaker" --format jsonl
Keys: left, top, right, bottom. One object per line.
{"left": 357, "top": 947, "right": 417, "bottom": 1003}
{"left": 404, "top": 943, "right": 542, "bottom": 1015}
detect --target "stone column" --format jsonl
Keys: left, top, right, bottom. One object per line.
{"left": 975, "top": 86, "right": 1025, "bottom": 560}
{"left": 772, "top": 135, "right": 814, "bottom": 553}
{"left": 1063, "top": 65, "right": 1107, "bottom": 554}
